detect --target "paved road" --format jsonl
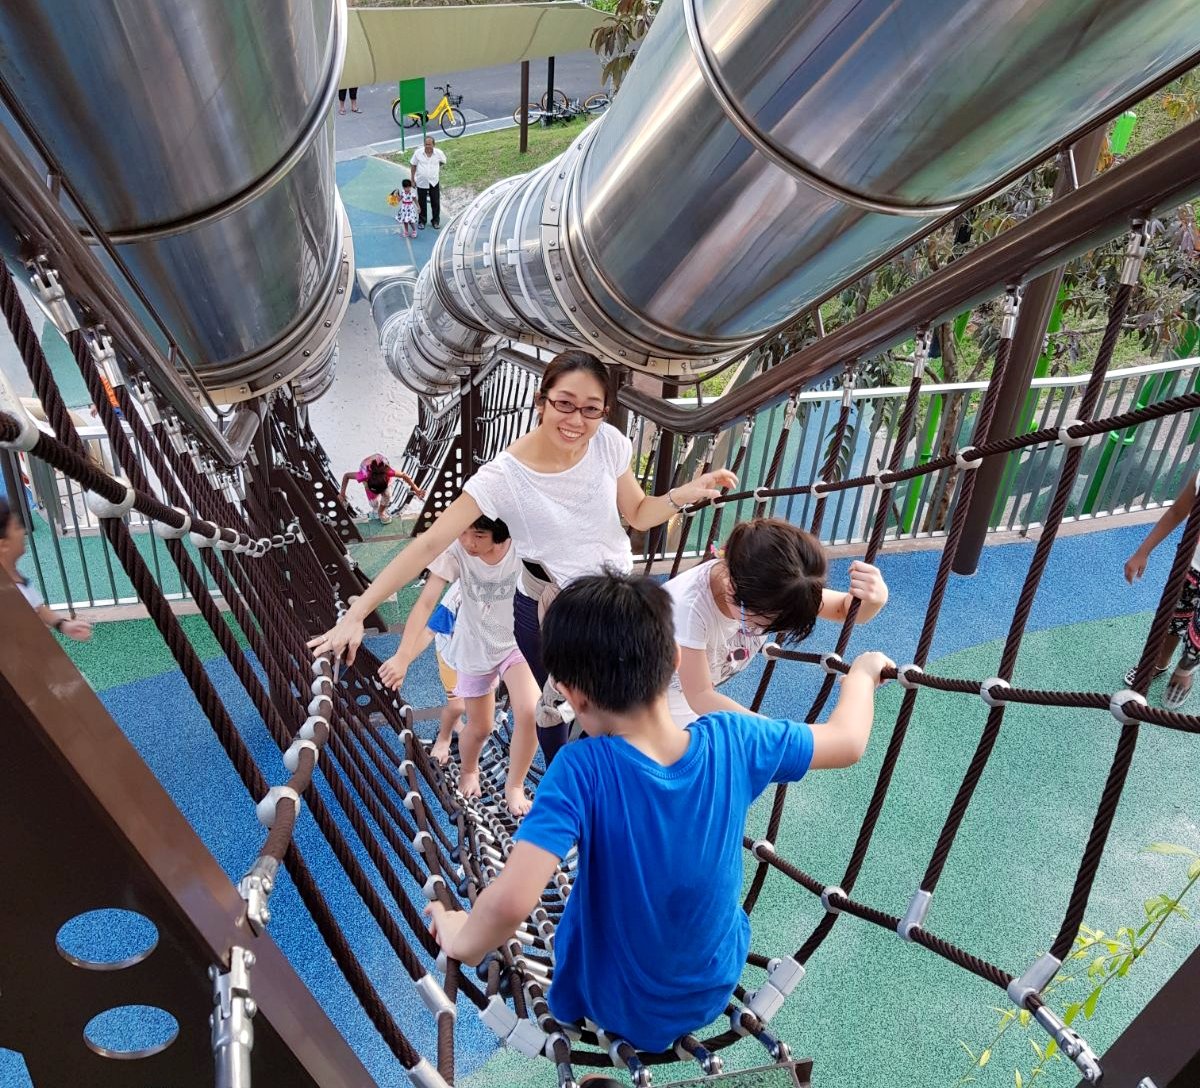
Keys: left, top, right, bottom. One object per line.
{"left": 334, "top": 49, "right": 606, "bottom": 156}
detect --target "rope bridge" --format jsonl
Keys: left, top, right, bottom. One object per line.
{"left": 1, "top": 220, "right": 1195, "bottom": 1088}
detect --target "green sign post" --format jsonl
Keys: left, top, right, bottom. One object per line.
{"left": 397, "top": 77, "right": 426, "bottom": 150}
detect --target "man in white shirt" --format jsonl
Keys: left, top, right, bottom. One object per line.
{"left": 410, "top": 135, "right": 448, "bottom": 230}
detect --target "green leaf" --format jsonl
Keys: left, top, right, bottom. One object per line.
{"left": 1064, "top": 1002, "right": 1082, "bottom": 1026}
{"left": 979, "top": 1049, "right": 991, "bottom": 1068}
{"left": 1018, "top": 1009, "right": 1031, "bottom": 1027}
{"left": 1189, "top": 858, "right": 1200, "bottom": 880}
{"left": 1030, "top": 1041, "right": 1044, "bottom": 1059}
{"left": 959, "top": 1041, "right": 977, "bottom": 1062}
{"left": 1015, "top": 1071, "right": 1023, "bottom": 1088}
{"left": 1044, "top": 1038, "right": 1058, "bottom": 1060}
{"left": 1083, "top": 986, "right": 1102, "bottom": 1020}
{"left": 1117, "top": 955, "right": 1135, "bottom": 977}
{"left": 1146, "top": 842, "right": 1197, "bottom": 857}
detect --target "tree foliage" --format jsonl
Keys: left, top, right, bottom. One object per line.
{"left": 590, "top": 0, "right": 656, "bottom": 93}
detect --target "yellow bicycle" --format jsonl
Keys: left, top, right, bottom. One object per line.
{"left": 392, "top": 82, "right": 467, "bottom": 138}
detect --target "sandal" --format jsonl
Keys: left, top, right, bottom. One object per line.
{"left": 1124, "top": 664, "right": 1168, "bottom": 687}
{"left": 1164, "top": 668, "right": 1195, "bottom": 710}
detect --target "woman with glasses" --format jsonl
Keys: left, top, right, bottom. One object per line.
{"left": 664, "top": 518, "right": 889, "bottom": 728}
{"left": 310, "top": 349, "right": 735, "bottom": 761}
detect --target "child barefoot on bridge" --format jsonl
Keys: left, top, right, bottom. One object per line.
{"left": 426, "top": 569, "right": 891, "bottom": 1052}
{"left": 380, "top": 516, "right": 538, "bottom": 816}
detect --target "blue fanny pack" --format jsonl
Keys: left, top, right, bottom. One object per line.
{"left": 427, "top": 603, "right": 456, "bottom": 636}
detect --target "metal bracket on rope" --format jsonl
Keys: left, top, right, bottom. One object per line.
{"left": 1033, "top": 1003, "right": 1102, "bottom": 1084}
{"left": 480, "top": 995, "right": 550, "bottom": 1057}
{"left": 255, "top": 786, "right": 301, "bottom": 828}
{"left": 299, "top": 713, "right": 328, "bottom": 741}
{"left": 1057, "top": 421, "right": 1088, "bottom": 449}
{"left": 415, "top": 973, "right": 457, "bottom": 1022}
{"left": 751, "top": 838, "right": 776, "bottom": 861}
{"left": 85, "top": 328, "right": 123, "bottom": 389}
{"left": 405, "top": 1056, "right": 453, "bottom": 1088}
{"left": 1121, "top": 220, "right": 1151, "bottom": 286}
{"left": 675, "top": 1038, "right": 724, "bottom": 1077}
{"left": 745, "top": 955, "right": 806, "bottom": 1024}
{"left": 955, "top": 447, "right": 982, "bottom": 471}
{"left": 238, "top": 856, "right": 279, "bottom": 935}
{"left": 820, "top": 652, "right": 844, "bottom": 676}
{"left": 979, "top": 677, "right": 1010, "bottom": 708}
{"left": 999, "top": 285, "right": 1023, "bottom": 340}
{"left": 897, "top": 663, "right": 924, "bottom": 690}
{"left": 131, "top": 378, "right": 161, "bottom": 425}
{"left": 912, "top": 326, "right": 932, "bottom": 367}
{"left": 874, "top": 472, "right": 896, "bottom": 492}
{"left": 215, "top": 530, "right": 239, "bottom": 552}
{"left": 762, "top": 642, "right": 782, "bottom": 660}
{"left": 190, "top": 527, "right": 220, "bottom": 550}
{"left": 282, "top": 738, "right": 319, "bottom": 773}
{"left": 1109, "top": 689, "right": 1147, "bottom": 726}
{"left": 898, "top": 889, "right": 932, "bottom": 941}
{"left": 84, "top": 477, "right": 137, "bottom": 520}
{"left": 0, "top": 370, "right": 43, "bottom": 452}
{"left": 310, "top": 673, "right": 333, "bottom": 697}
{"left": 152, "top": 508, "right": 191, "bottom": 540}
{"left": 840, "top": 366, "right": 858, "bottom": 410}
{"left": 1007, "top": 952, "right": 1061, "bottom": 1008}
{"left": 421, "top": 874, "right": 445, "bottom": 901}
{"left": 210, "top": 946, "right": 255, "bottom": 1088}
{"left": 27, "top": 257, "right": 78, "bottom": 332}
{"left": 820, "top": 885, "right": 846, "bottom": 915}
{"left": 308, "top": 693, "right": 333, "bottom": 718}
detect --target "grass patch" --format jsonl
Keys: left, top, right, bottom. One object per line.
{"left": 383, "top": 114, "right": 597, "bottom": 197}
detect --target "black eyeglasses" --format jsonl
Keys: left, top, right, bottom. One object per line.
{"left": 542, "top": 396, "right": 607, "bottom": 420}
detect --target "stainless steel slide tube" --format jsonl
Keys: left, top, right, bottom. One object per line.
{"left": 0, "top": 0, "right": 351, "bottom": 404}
{"left": 383, "top": 0, "right": 1200, "bottom": 392}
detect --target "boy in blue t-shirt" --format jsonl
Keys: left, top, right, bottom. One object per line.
{"left": 427, "top": 570, "right": 891, "bottom": 1053}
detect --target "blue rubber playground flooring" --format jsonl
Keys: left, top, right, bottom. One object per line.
{"left": 5, "top": 519, "right": 1200, "bottom": 1087}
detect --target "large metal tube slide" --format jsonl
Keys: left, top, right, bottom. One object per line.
{"left": 386, "top": 0, "right": 1200, "bottom": 394}
{"left": 0, "top": 0, "right": 351, "bottom": 407}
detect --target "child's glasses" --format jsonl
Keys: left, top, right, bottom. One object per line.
{"left": 542, "top": 397, "right": 606, "bottom": 420}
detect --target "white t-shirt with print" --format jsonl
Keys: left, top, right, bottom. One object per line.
{"left": 16, "top": 572, "right": 43, "bottom": 610}
{"left": 463, "top": 423, "right": 634, "bottom": 587}
{"left": 410, "top": 147, "right": 447, "bottom": 187}
{"left": 664, "top": 559, "right": 767, "bottom": 727}
{"left": 427, "top": 539, "right": 521, "bottom": 675}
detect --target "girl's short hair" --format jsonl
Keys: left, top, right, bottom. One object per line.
{"left": 0, "top": 497, "right": 10, "bottom": 538}
{"left": 402, "top": 178, "right": 412, "bottom": 188}
{"left": 538, "top": 350, "right": 611, "bottom": 405}
{"left": 724, "top": 518, "right": 827, "bottom": 643}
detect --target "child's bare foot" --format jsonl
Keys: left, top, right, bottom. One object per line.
{"left": 459, "top": 771, "right": 481, "bottom": 799}
{"left": 430, "top": 737, "right": 452, "bottom": 765}
{"left": 505, "top": 783, "right": 531, "bottom": 817}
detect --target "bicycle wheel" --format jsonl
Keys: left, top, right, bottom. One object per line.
{"left": 513, "top": 104, "right": 541, "bottom": 126}
{"left": 440, "top": 107, "right": 466, "bottom": 138}
{"left": 584, "top": 92, "right": 611, "bottom": 114}
{"left": 540, "top": 88, "right": 569, "bottom": 111}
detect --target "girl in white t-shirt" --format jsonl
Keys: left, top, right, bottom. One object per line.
{"left": 311, "top": 350, "right": 736, "bottom": 764}
{"left": 665, "top": 518, "right": 889, "bottom": 727}
{"left": 380, "top": 517, "right": 539, "bottom": 815}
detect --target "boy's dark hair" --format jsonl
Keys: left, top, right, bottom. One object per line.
{"left": 538, "top": 349, "right": 610, "bottom": 405}
{"left": 365, "top": 458, "right": 390, "bottom": 493}
{"left": 402, "top": 178, "right": 412, "bottom": 189}
{"left": 0, "top": 497, "right": 10, "bottom": 537}
{"left": 542, "top": 570, "right": 675, "bottom": 713}
{"left": 471, "top": 514, "right": 510, "bottom": 544}
{"left": 724, "top": 518, "right": 826, "bottom": 643}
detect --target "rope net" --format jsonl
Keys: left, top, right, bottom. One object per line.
{"left": 2, "top": 219, "right": 1195, "bottom": 1087}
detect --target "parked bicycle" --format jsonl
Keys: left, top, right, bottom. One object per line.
{"left": 393, "top": 83, "right": 467, "bottom": 138}
{"left": 512, "top": 91, "right": 609, "bottom": 126}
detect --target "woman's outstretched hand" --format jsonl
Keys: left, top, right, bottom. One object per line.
{"left": 307, "top": 614, "right": 365, "bottom": 668}
{"left": 674, "top": 469, "right": 737, "bottom": 507}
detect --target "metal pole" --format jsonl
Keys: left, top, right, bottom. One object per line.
{"left": 953, "top": 124, "right": 1108, "bottom": 575}
{"left": 520, "top": 60, "right": 530, "bottom": 154}
{"left": 546, "top": 55, "right": 555, "bottom": 113}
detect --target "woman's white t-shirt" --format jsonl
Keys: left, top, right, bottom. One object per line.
{"left": 463, "top": 423, "right": 634, "bottom": 586}
{"left": 664, "top": 559, "right": 767, "bottom": 727}
{"left": 427, "top": 540, "right": 521, "bottom": 674}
